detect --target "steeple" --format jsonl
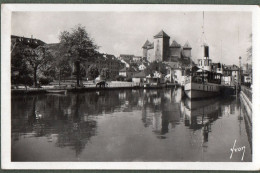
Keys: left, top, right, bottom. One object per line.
{"left": 183, "top": 41, "right": 192, "bottom": 49}
{"left": 142, "top": 40, "right": 151, "bottom": 49}
{"left": 170, "top": 40, "right": 181, "bottom": 48}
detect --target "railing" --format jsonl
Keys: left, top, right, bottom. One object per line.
{"left": 241, "top": 85, "right": 252, "bottom": 102}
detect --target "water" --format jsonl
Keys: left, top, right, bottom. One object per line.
{"left": 11, "top": 88, "right": 252, "bottom": 162}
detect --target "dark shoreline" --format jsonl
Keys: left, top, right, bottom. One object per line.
{"left": 11, "top": 85, "right": 178, "bottom": 95}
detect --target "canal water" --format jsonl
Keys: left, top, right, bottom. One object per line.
{"left": 11, "top": 88, "right": 252, "bottom": 162}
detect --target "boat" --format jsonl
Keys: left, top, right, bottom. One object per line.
{"left": 184, "top": 12, "right": 221, "bottom": 99}
{"left": 184, "top": 74, "right": 221, "bottom": 99}
{"left": 46, "top": 90, "right": 67, "bottom": 94}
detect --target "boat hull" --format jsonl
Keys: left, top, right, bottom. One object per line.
{"left": 184, "top": 82, "right": 220, "bottom": 99}
{"left": 46, "top": 90, "right": 67, "bottom": 94}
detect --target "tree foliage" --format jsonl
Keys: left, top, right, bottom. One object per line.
{"left": 47, "top": 43, "right": 73, "bottom": 83}
{"left": 11, "top": 43, "right": 33, "bottom": 85}
{"left": 59, "top": 25, "right": 99, "bottom": 86}
{"left": 100, "top": 68, "right": 110, "bottom": 80}
{"left": 144, "top": 61, "right": 168, "bottom": 77}
{"left": 21, "top": 45, "right": 53, "bottom": 87}
{"left": 87, "top": 64, "right": 99, "bottom": 80}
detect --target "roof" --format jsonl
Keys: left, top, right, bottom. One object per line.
{"left": 119, "top": 67, "right": 127, "bottom": 72}
{"left": 170, "top": 40, "right": 181, "bottom": 48}
{"left": 183, "top": 41, "right": 192, "bottom": 49}
{"left": 154, "top": 30, "right": 170, "bottom": 39}
{"left": 133, "top": 71, "right": 146, "bottom": 78}
{"left": 223, "top": 65, "right": 239, "bottom": 71}
{"left": 142, "top": 40, "right": 151, "bottom": 48}
{"left": 120, "top": 54, "right": 134, "bottom": 59}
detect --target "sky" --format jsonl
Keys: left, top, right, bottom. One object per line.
{"left": 11, "top": 11, "right": 252, "bottom": 66}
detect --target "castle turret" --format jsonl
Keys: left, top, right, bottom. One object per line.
{"left": 142, "top": 40, "right": 150, "bottom": 58}
{"left": 153, "top": 30, "right": 170, "bottom": 62}
{"left": 169, "top": 40, "right": 181, "bottom": 62}
{"left": 182, "top": 41, "right": 192, "bottom": 58}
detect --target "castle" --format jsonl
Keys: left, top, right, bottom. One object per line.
{"left": 142, "top": 30, "right": 192, "bottom": 62}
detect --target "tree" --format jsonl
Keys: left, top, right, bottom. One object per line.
{"left": 87, "top": 64, "right": 99, "bottom": 80}
{"left": 100, "top": 68, "right": 110, "bottom": 80}
{"left": 22, "top": 45, "right": 52, "bottom": 87}
{"left": 47, "top": 43, "right": 73, "bottom": 85}
{"left": 11, "top": 43, "right": 33, "bottom": 86}
{"left": 59, "top": 24, "right": 99, "bottom": 87}
{"left": 144, "top": 61, "right": 168, "bottom": 77}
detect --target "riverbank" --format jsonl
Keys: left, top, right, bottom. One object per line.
{"left": 11, "top": 81, "right": 180, "bottom": 94}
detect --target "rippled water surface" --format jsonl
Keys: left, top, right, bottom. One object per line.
{"left": 11, "top": 88, "right": 252, "bottom": 161}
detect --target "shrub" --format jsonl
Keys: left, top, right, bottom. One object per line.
{"left": 39, "top": 77, "right": 53, "bottom": 85}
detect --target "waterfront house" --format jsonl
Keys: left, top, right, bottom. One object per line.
{"left": 119, "top": 67, "right": 127, "bottom": 77}
{"left": 132, "top": 71, "right": 147, "bottom": 84}
{"left": 164, "top": 62, "right": 182, "bottom": 84}
{"left": 222, "top": 64, "right": 239, "bottom": 85}
{"left": 138, "top": 63, "right": 147, "bottom": 71}
{"left": 119, "top": 67, "right": 137, "bottom": 81}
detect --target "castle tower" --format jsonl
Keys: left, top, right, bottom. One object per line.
{"left": 169, "top": 40, "right": 181, "bottom": 62}
{"left": 153, "top": 30, "right": 170, "bottom": 62}
{"left": 142, "top": 40, "right": 150, "bottom": 58}
{"left": 182, "top": 41, "right": 192, "bottom": 58}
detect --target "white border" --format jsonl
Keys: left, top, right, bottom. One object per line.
{"left": 1, "top": 4, "right": 260, "bottom": 170}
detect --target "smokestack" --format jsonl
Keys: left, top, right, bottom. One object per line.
{"left": 204, "top": 46, "right": 209, "bottom": 57}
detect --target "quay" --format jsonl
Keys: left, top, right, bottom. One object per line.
{"left": 240, "top": 85, "right": 252, "bottom": 130}
{"left": 11, "top": 81, "right": 180, "bottom": 94}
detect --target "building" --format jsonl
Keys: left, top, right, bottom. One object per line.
{"left": 118, "top": 67, "right": 137, "bottom": 80}
{"left": 169, "top": 40, "right": 182, "bottom": 62}
{"left": 132, "top": 71, "right": 146, "bottom": 84}
{"left": 142, "top": 30, "right": 192, "bottom": 63}
{"left": 164, "top": 62, "right": 183, "bottom": 84}
{"left": 11, "top": 35, "right": 46, "bottom": 49}
{"left": 119, "top": 54, "right": 134, "bottom": 61}
{"left": 138, "top": 63, "right": 147, "bottom": 71}
{"left": 85, "top": 53, "right": 123, "bottom": 80}
{"left": 133, "top": 56, "right": 143, "bottom": 62}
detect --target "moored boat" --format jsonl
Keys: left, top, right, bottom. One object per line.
{"left": 184, "top": 76, "right": 221, "bottom": 99}
{"left": 184, "top": 12, "right": 222, "bottom": 99}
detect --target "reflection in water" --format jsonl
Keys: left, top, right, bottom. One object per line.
{"left": 11, "top": 88, "right": 252, "bottom": 161}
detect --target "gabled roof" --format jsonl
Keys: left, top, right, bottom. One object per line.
{"left": 120, "top": 54, "right": 134, "bottom": 60}
{"left": 154, "top": 30, "right": 170, "bottom": 38}
{"left": 142, "top": 40, "right": 151, "bottom": 48}
{"left": 223, "top": 65, "right": 239, "bottom": 71}
{"left": 170, "top": 40, "right": 181, "bottom": 48}
{"left": 183, "top": 41, "right": 192, "bottom": 49}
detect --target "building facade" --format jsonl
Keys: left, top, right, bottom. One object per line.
{"left": 142, "top": 30, "right": 192, "bottom": 63}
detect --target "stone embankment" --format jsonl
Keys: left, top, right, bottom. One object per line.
{"left": 240, "top": 85, "right": 252, "bottom": 148}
